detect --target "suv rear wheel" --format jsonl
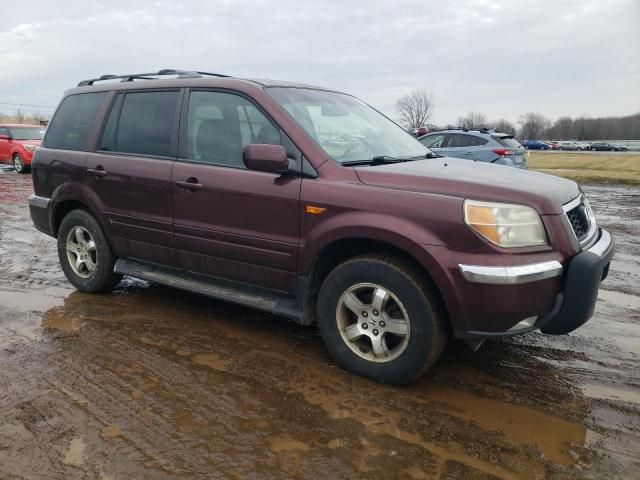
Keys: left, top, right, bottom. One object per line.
{"left": 317, "top": 255, "right": 446, "bottom": 384}
{"left": 57, "top": 209, "right": 122, "bottom": 292}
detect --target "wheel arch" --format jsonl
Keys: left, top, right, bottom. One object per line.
{"left": 50, "top": 183, "right": 107, "bottom": 237}
{"left": 300, "top": 236, "right": 451, "bottom": 331}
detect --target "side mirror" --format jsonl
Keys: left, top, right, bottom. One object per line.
{"left": 243, "top": 144, "right": 289, "bottom": 174}
{"left": 0, "top": 135, "right": 10, "bottom": 141}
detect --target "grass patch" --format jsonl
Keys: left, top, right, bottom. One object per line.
{"left": 528, "top": 152, "right": 640, "bottom": 185}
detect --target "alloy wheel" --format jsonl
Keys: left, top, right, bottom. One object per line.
{"left": 335, "top": 283, "right": 411, "bottom": 363}
{"left": 65, "top": 226, "right": 97, "bottom": 278}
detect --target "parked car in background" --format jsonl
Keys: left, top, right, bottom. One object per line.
{"left": 542, "top": 141, "right": 558, "bottom": 150}
{"left": 419, "top": 129, "right": 527, "bottom": 168}
{"left": 411, "top": 127, "right": 428, "bottom": 137}
{"left": 590, "top": 142, "right": 626, "bottom": 151}
{"left": 556, "top": 141, "right": 583, "bottom": 151}
{"left": 522, "top": 140, "right": 549, "bottom": 150}
{"left": 0, "top": 124, "right": 45, "bottom": 173}
{"left": 29, "top": 69, "right": 614, "bottom": 384}
{"left": 573, "top": 141, "right": 591, "bottom": 151}
{"left": 611, "top": 143, "right": 628, "bottom": 151}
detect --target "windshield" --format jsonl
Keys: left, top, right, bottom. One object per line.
{"left": 8, "top": 127, "right": 44, "bottom": 140}
{"left": 267, "top": 87, "right": 431, "bottom": 163}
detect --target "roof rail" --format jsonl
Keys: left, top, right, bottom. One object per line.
{"left": 77, "top": 69, "right": 231, "bottom": 86}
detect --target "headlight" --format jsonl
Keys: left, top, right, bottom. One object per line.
{"left": 23, "top": 144, "right": 38, "bottom": 152}
{"left": 464, "top": 200, "right": 547, "bottom": 248}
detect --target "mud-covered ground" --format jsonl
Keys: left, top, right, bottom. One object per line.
{"left": 0, "top": 171, "right": 638, "bottom": 480}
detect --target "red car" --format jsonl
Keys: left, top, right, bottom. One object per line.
{"left": 0, "top": 124, "right": 45, "bottom": 173}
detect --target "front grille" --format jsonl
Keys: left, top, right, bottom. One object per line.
{"left": 567, "top": 204, "right": 589, "bottom": 240}
{"left": 564, "top": 196, "right": 595, "bottom": 245}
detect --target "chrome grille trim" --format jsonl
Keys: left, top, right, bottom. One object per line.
{"left": 563, "top": 195, "right": 598, "bottom": 249}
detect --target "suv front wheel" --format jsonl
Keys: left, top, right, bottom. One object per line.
{"left": 57, "top": 209, "right": 122, "bottom": 293}
{"left": 317, "top": 255, "right": 446, "bottom": 384}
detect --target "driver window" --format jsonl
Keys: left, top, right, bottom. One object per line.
{"left": 187, "top": 91, "right": 280, "bottom": 168}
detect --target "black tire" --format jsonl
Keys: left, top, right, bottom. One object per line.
{"left": 12, "top": 153, "right": 29, "bottom": 174}
{"left": 57, "top": 209, "right": 121, "bottom": 293}
{"left": 316, "top": 255, "right": 447, "bottom": 385}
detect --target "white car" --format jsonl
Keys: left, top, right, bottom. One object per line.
{"left": 557, "top": 141, "right": 585, "bottom": 151}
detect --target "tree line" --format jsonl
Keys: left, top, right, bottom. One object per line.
{"left": 0, "top": 109, "right": 49, "bottom": 125}
{"left": 396, "top": 88, "right": 640, "bottom": 140}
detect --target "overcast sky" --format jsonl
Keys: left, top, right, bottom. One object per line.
{"left": 1, "top": 0, "right": 638, "bottom": 126}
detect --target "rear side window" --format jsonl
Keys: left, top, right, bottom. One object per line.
{"left": 419, "top": 134, "right": 445, "bottom": 148}
{"left": 103, "top": 91, "right": 179, "bottom": 157}
{"left": 445, "top": 134, "right": 487, "bottom": 148}
{"left": 43, "top": 92, "right": 107, "bottom": 150}
{"left": 467, "top": 135, "right": 488, "bottom": 146}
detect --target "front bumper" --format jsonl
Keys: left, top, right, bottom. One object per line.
{"left": 539, "top": 228, "right": 614, "bottom": 334}
{"left": 456, "top": 228, "right": 614, "bottom": 339}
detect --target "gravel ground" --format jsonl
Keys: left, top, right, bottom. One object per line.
{"left": 0, "top": 171, "right": 638, "bottom": 480}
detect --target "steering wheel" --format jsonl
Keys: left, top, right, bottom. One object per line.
{"left": 338, "top": 136, "right": 373, "bottom": 160}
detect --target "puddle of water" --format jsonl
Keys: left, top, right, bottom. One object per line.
{"left": 42, "top": 307, "right": 84, "bottom": 332}
{"left": 416, "top": 385, "right": 588, "bottom": 465}
{"left": 63, "top": 437, "right": 86, "bottom": 466}
{"left": 599, "top": 289, "right": 640, "bottom": 311}
{"left": 268, "top": 434, "right": 312, "bottom": 453}
{"left": 101, "top": 426, "right": 123, "bottom": 441}
{"left": 0, "top": 288, "right": 68, "bottom": 313}
{"left": 581, "top": 383, "right": 640, "bottom": 404}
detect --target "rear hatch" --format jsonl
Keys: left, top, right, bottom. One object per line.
{"left": 493, "top": 134, "right": 526, "bottom": 168}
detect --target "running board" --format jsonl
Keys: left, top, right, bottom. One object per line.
{"left": 114, "top": 259, "right": 302, "bottom": 321}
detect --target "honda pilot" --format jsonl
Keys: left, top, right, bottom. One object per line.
{"left": 28, "top": 69, "right": 614, "bottom": 384}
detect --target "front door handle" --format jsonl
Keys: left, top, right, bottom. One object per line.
{"left": 87, "top": 166, "right": 108, "bottom": 177}
{"left": 175, "top": 178, "right": 204, "bottom": 191}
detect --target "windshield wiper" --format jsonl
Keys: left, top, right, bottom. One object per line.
{"left": 342, "top": 155, "right": 404, "bottom": 166}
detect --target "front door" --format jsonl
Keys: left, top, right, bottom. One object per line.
{"left": 0, "top": 127, "right": 11, "bottom": 162}
{"left": 171, "top": 90, "right": 301, "bottom": 294}
{"left": 86, "top": 89, "right": 181, "bottom": 266}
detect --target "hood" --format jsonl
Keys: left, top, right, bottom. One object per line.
{"left": 354, "top": 157, "right": 580, "bottom": 215}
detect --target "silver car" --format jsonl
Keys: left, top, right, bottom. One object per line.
{"left": 418, "top": 129, "right": 527, "bottom": 169}
{"left": 556, "top": 141, "right": 583, "bottom": 151}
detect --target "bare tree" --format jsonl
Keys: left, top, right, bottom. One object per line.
{"left": 492, "top": 118, "right": 516, "bottom": 136}
{"left": 518, "top": 112, "right": 550, "bottom": 140}
{"left": 457, "top": 111, "right": 488, "bottom": 129}
{"left": 396, "top": 89, "right": 434, "bottom": 130}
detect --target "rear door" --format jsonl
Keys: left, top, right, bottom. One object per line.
{"left": 439, "top": 133, "right": 477, "bottom": 160}
{"left": 171, "top": 89, "right": 301, "bottom": 294}
{"left": 86, "top": 89, "right": 181, "bottom": 266}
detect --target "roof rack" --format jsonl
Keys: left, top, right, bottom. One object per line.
{"left": 77, "top": 69, "right": 231, "bottom": 87}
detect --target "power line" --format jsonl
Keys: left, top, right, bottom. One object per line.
{"left": 0, "top": 102, "right": 55, "bottom": 109}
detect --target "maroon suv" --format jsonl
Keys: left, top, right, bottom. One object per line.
{"left": 28, "top": 70, "right": 614, "bottom": 384}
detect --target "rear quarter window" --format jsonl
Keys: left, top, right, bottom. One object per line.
{"left": 43, "top": 92, "right": 107, "bottom": 150}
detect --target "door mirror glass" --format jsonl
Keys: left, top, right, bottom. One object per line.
{"left": 243, "top": 144, "right": 288, "bottom": 174}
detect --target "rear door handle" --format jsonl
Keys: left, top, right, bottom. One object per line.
{"left": 87, "top": 166, "right": 108, "bottom": 177}
{"left": 175, "top": 178, "right": 204, "bottom": 191}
